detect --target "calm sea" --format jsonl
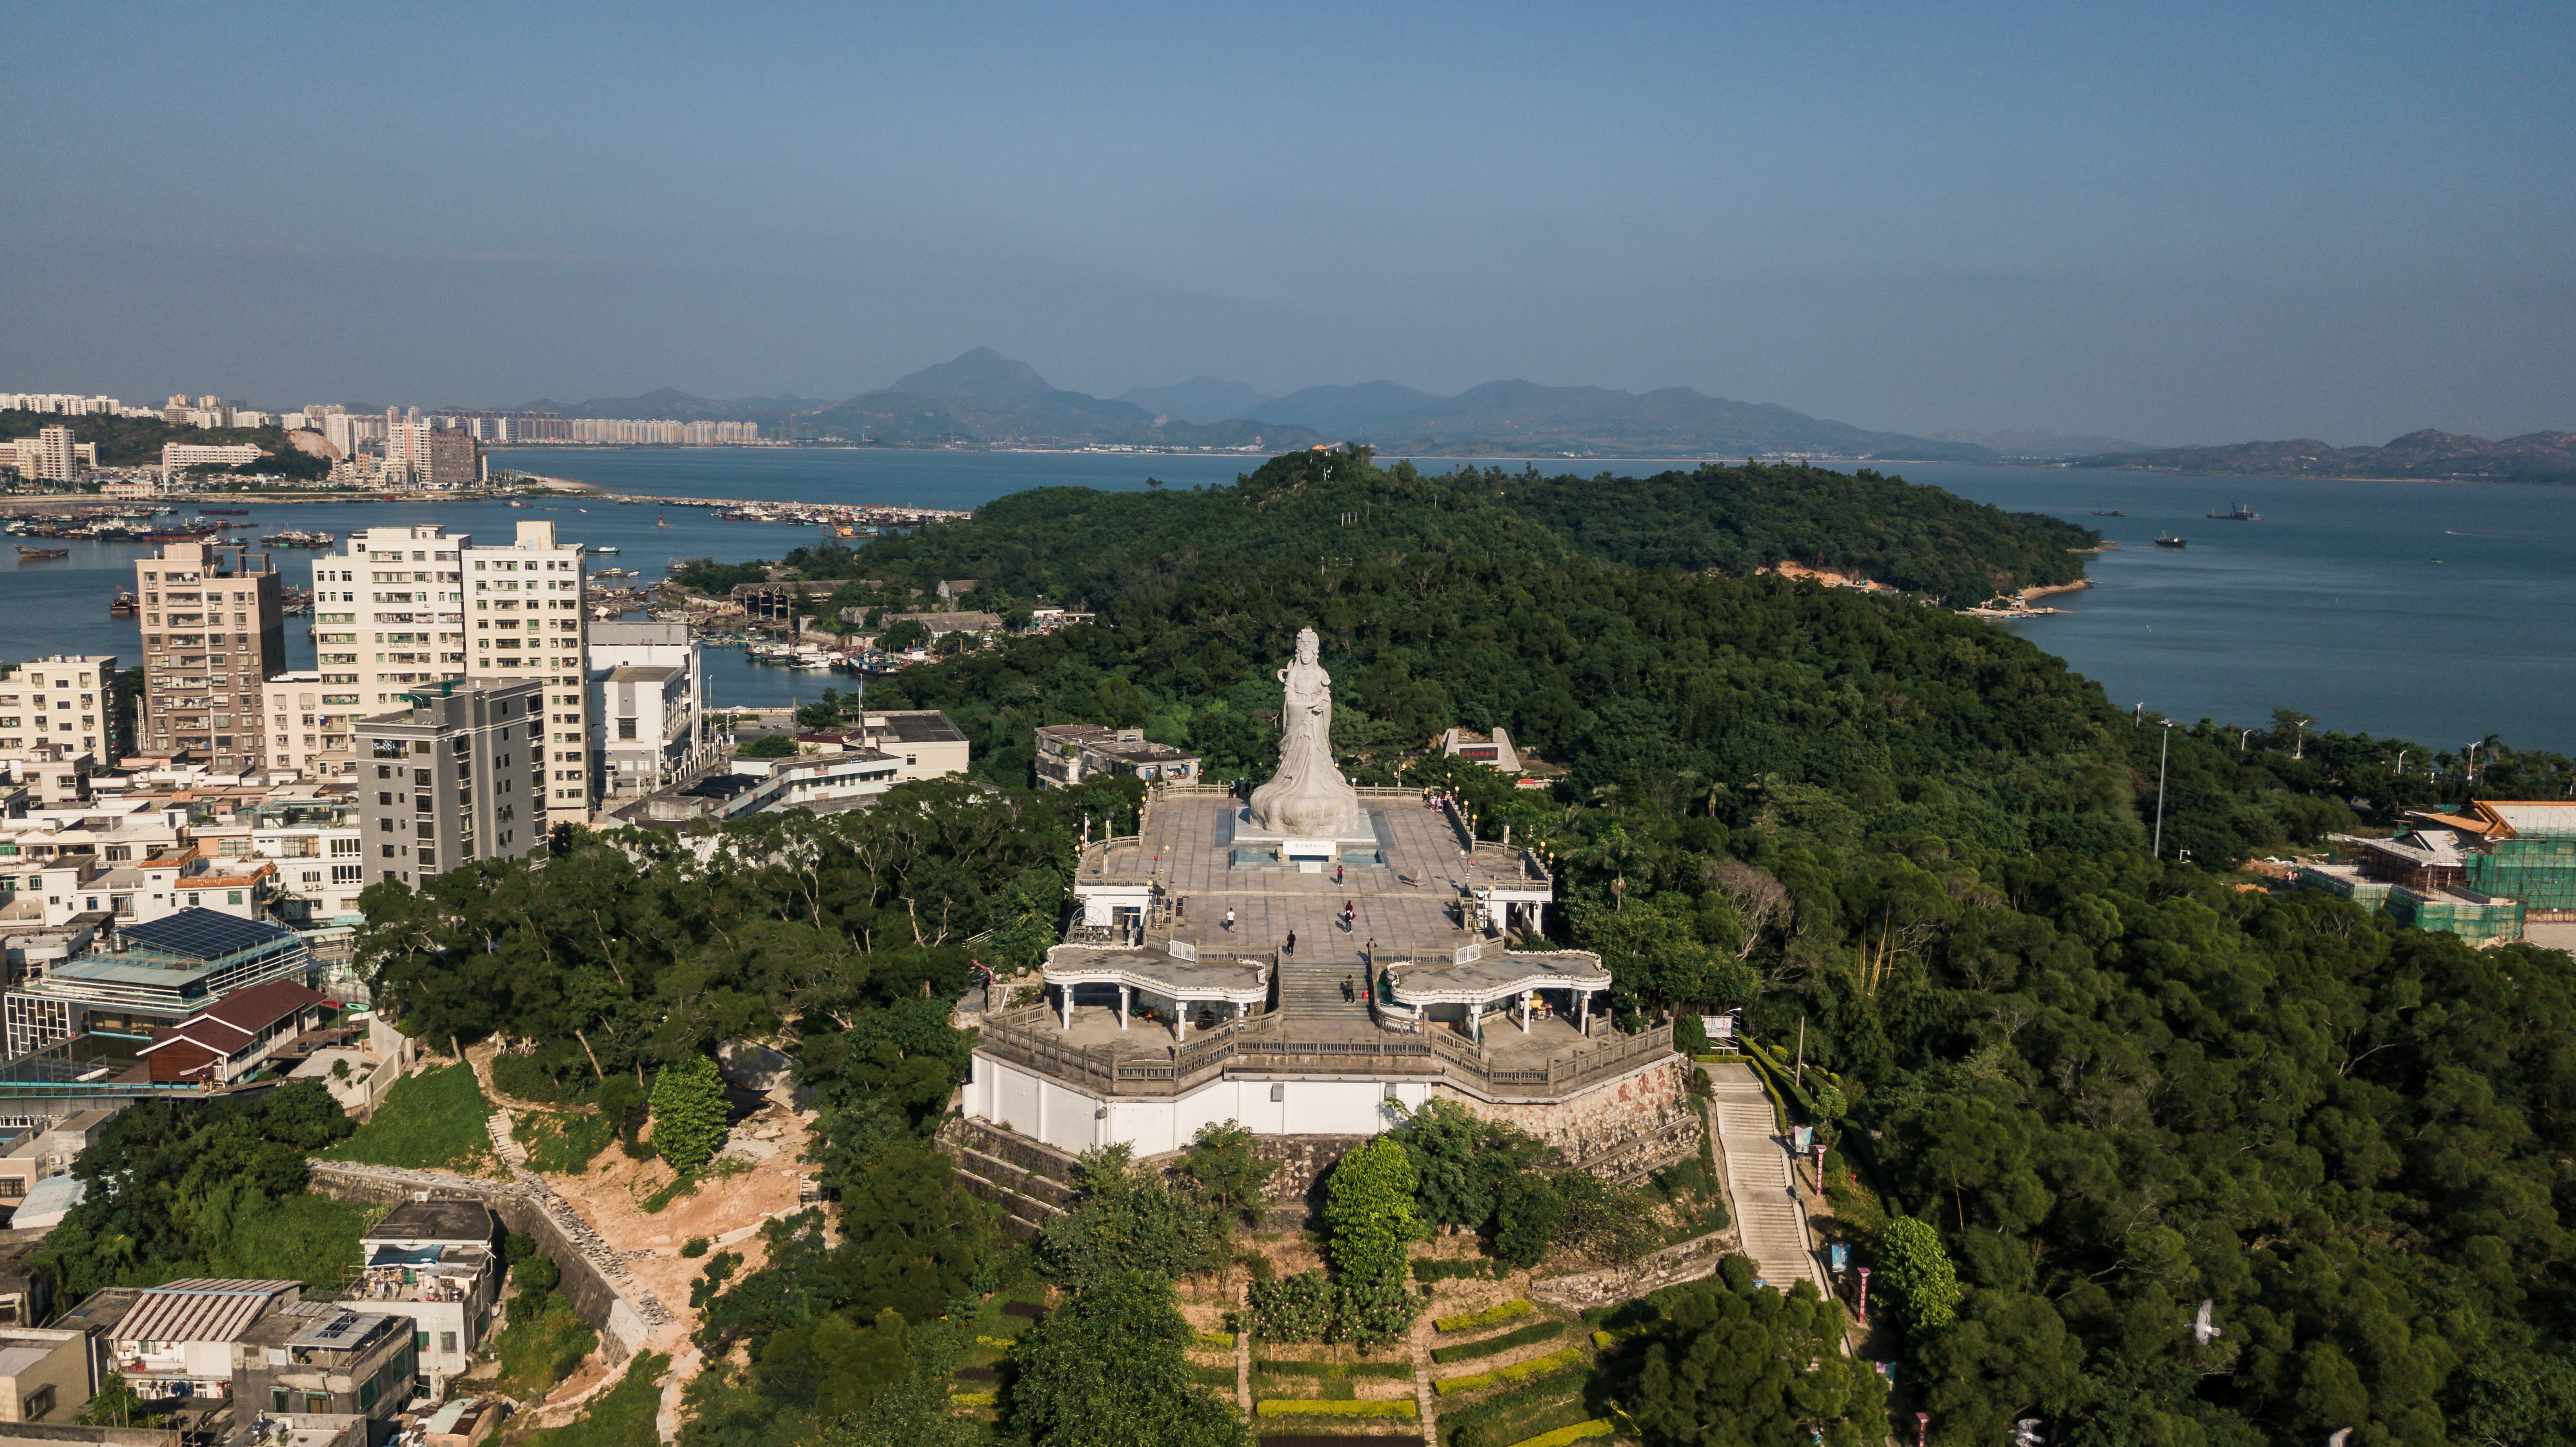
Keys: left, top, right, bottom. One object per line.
{"left": 3, "top": 449, "right": 2568, "bottom": 752}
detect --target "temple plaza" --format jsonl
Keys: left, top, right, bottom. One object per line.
{"left": 966, "top": 767, "right": 1682, "bottom": 1164}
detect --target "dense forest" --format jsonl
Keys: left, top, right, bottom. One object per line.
{"left": 346, "top": 447, "right": 2576, "bottom": 1446}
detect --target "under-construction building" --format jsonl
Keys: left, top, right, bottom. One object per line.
{"left": 2306, "top": 800, "right": 2576, "bottom": 944}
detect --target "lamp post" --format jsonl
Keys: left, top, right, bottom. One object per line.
{"left": 2293, "top": 719, "right": 2311, "bottom": 760}
{"left": 1915, "top": 1412, "right": 1930, "bottom": 1447}
{"left": 2153, "top": 719, "right": 2175, "bottom": 857}
{"left": 2239, "top": 728, "right": 2253, "bottom": 751}
{"left": 1855, "top": 1266, "right": 1870, "bottom": 1319}
{"left": 2466, "top": 742, "right": 2481, "bottom": 782}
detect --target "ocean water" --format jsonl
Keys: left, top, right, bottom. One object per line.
{"left": 4, "top": 450, "right": 2569, "bottom": 751}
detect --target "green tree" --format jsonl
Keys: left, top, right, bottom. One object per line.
{"left": 1877, "top": 1217, "right": 1960, "bottom": 1335}
{"left": 834, "top": 1146, "right": 1001, "bottom": 1322}
{"left": 1180, "top": 1120, "right": 1276, "bottom": 1224}
{"left": 1038, "top": 1144, "right": 1227, "bottom": 1290}
{"left": 649, "top": 1055, "right": 730, "bottom": 1175}
{"left": 736, "top": 734, "right": 798, "bottom": 759}
{"left": 1005, "top": 1270, "right": 1251, "bottom": 1447}
{"left": 1322, "top": 1137, "right": 1422, "bottom": 1348}
{"left": 1626, "top": 1264, "right": 1876, "bottom": 1447}
{"left": 78, "top": 1373, "right": 155, "bottom": 1428}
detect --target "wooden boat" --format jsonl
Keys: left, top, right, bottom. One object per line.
{"left": 15, "top": 546, "right": 69, "bottom": 560}
{"left": 108, "top": 590, "right": 141, "bottom": 616}
{"left": 2153, "top": 536, "right": 2188, "bottom": 549}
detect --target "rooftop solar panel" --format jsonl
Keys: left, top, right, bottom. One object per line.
{"left": 117, "top": 908, "right": 294, "bottom": 962}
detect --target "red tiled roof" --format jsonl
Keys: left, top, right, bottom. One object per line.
{"left": 199, "top": 978, "right": 325, "bottom": 1033}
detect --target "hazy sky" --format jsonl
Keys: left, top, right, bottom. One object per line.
{"left": 5, "top": 1, "right": 2570, "bottom": 445}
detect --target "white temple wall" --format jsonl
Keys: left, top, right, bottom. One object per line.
{"left": 968, "top": 1051, "right": 1436, "bottom": 1153}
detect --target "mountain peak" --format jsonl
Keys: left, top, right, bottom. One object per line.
{"left": 884, "top": 348, "right": 1056, "bottom": 404}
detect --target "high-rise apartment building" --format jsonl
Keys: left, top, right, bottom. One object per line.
{"left": 311, "top": 526, "right": 470, "bottom": 711}
{"left": 424, "top": 429, "right": 479, "bottom": 487}
{"left": 0, "top": 655, "right": 120, "bottom": 764}
{"left": 354, "top": 679, "right": 548, "bottom": 887}
{"left": 465, "top": 523, "right": 591, "bottom": 822}
{"left": 134, "top": 543, "right": 286, "bottom": 773}
{"left": 259, "top": 669, "right": 359, "bottom": 780}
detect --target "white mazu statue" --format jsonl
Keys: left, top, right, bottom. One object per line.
{"left": 1246, "top": 627, "right": 1370, "bottom": 840}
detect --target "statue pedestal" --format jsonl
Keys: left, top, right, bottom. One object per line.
{"left": 1229, "top": 808, "right": 1380, "bottom": 872}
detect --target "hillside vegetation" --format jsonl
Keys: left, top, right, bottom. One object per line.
{"left": 352, "top": 446, "right": 2576, "bottom": 1446}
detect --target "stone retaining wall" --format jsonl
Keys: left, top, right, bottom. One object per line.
{"left": 1434, "top": 1056, "right": 1700, "bottom": 1182}
{"left": 1528, "top": 1223, "right": 1742, "bottom": 1310}
{"left": 306, "top": 1162, "right": 654, "bottom": 1359}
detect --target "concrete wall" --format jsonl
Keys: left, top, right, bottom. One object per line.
{"left": 967, "top": 1051, "right": 1436, "bottom": 1156}
{"left": 303, "top": 1166, "right": 646, "bottom": 1361}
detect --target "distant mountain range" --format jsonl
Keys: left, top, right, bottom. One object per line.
{"left": 1928, "top": 428, "right": 2147, "bottom": 459}
{"left": 513, "top": 350, "right": 2008, "bottom": 459}
{"left": 2065, "top": 429, "right": 2576, "bottom": 484}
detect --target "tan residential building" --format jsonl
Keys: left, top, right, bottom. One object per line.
{"left": 134, "top": 543, "right": 286, "bottom": 774}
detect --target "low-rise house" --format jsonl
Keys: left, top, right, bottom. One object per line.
{"left": 231, "top": 1305, "right": 415, "bottom": 1421}
{"left": 0, "top": 1326, "right": 97, "bottom": 1422}
{"left": 0, "top": 1239, "right": 60, "bottom": 1328}
{"left": 1032, "top": 724, "right": 1200, "bottom": 788}
{"left": 3, "top": 909, "right": 312, "bottom": 1057}
{"left": 108, "top": 1278, "right": 301, "bottom": 1401}
{"left": 137, "top": 980, "right": 329, "bottom": 1085}
{"left": 0, "top": 1109, "right": 116, "bottom": 1215}
{"left": 352, "top": 1201, "right": 498, "bottom": 1397}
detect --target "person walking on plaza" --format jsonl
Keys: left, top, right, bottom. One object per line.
{"left": 1334, "top": 862, "right": 1345, "bottom": 885}
{"left": 1340, "top": 975, "right": 1355, "bottom": 1003}
{"left": 1341, "top": 900, "right": 1356, "bottom": 932}
{"left": 1223, "top": 907, "right": 1236, "bottom": 933}
{"left": 1284, "top": 929, "right": 1297, "bottom": 956}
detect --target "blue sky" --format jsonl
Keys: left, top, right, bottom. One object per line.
{"left": 3, "top": 1, "right": 2569, "bottom": 443}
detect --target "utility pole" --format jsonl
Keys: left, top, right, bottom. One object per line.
{"left": 2153, "top": 719, "right": 2175, "bottom": 857}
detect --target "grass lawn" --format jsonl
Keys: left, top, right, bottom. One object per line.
{"left": 516, "top": 1111, "right": 617, "bottom": 1175}
{"left": 185, "top": 1191, "right": 388, "bottom": 1291}
{"left": 492, "top": 1293, "right": 599, "bottom": 1400}
{"left": 518, "top": 1351, "right": 665, "bottom": 1447}
{"left": 316, "top": 1063, "right": 495, "bottom": 1173}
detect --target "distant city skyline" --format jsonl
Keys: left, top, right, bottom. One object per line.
{"left": 5, "top": 3, "right": 2569, "bottom": 448}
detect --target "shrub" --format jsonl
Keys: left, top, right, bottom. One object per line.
{"left": 1511, "top": 1422, "right": 1614, "bottom": 1447}
{"left": 647, "top": 1055, "right": 729, "bottom": 1175}
{"left": 1323, "top": 1138, "right": 1424, "bottom": 1350}
{"left": 1412, "top": 1257, "right": 1497, "bottom": 1283}
{"left": 1435, "top": 1299, "right": 1535, "bottom": 1333}
{"left": 1433, "top": 1345, "right": 1584, "bottom": 1395}
{"left": 1197, "top": 1330, "right": 1235, "bottom": 1347}
{"left": 1878, "top": 1216, "right": 1961, "bottom": 1333}
{"left": 1250, "top": 1270, "right": 1335, "bottom": 1342}
{"left": 1430, "top": 1321, "right": 1562, "bottom": 1364}
{"left": 680, "top": 1237, "right": 710, "bottom": 1259}
{"left": 949, "top": 1391, "right": 994, "bottom": 1408}
{"left": 1254, "top": 1399, "right": 1418, "bottom": 1419}
{"left": 1254, "top": 1358, "right": 1415, "bottom": 1380}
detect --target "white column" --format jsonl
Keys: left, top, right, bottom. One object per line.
{"left": 1520, "top": 993, "right": 1530, "bottom": 1033}
{"left": 1119, "top": 985, "right": 1131, "bottom": 1029}
{"left": 1060, "top": 985, "right": 1072, "bottom": 1031}
{"left": 1578, "top": 989, "right": 1590, "bottom": 1035}
{"left": 1175, "top": 1002, "right": 1188, "bottom": 1044}
{"left": 1468, "top": 1002, "right": 1482, "bottom": 1042}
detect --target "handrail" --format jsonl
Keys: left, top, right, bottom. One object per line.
{"left": 978, "top": 1010, "right": 1675, "bottom": 1100}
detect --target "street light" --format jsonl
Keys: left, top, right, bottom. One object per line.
{"left": 2293, "top": 719, "right": 2312, "bottom": 760}
{"left": 2466, "top": 742, "right": 2481, "bottom": 782}
{"left": 2153, "top": 719, "right": 2176, "bottom": 857}
{"left": 2239, "top": 728, "right": 2254, "bottom": 751}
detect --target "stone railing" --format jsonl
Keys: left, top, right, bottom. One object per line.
{"left": 978, "top": 1007, "right": 1675, "bottom": 1102}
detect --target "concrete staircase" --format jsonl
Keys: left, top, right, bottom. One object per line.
{"left": 1704, "top": 1062, "right": 1823, "bottom": 1291}
{"left": 1278, "top": 958, "right": 1370, "bottom": 1023}
{"left": 487, "top": 1109, "right": 529, "bottom": 1169}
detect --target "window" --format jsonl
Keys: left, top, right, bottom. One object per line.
{"left": 270, "top": 1390, "right": 289, "bottom": 1413}
{"left": 440, "top": 1331, "right": 458, "bottom": 1353}
{"left": 415, "top": 1330, "right": 430, "bottom": 1351}
{"left": 23, "top": 1384, "right": 54, "bottom": 1421}
{"left": 307, "top": 1391, "right": 331, "bottom": 1414}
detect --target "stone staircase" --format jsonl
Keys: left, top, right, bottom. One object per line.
{"left": 1277, "top": 958, "right": 1369, "bottom": 1023}
{"left": 1704, "top": 1062, "right": 1823, "bottom": 1291}
{"left": 487, "top": 1109, "right": 529, "bottom": 1169}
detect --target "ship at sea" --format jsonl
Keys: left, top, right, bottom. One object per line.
{"left": 108, "top": 590, "right": 140, "bottom": 616}
{"left": 2154, "top": 536, "right": 2188, "bottom": 549}
{"left": 2089, "top": 509, "right": 2125, "bottom": 516}
{"left": 2206, "top": 503, "right": 2262, "bottom": 521}
{"left": 15, "top": 547, "right": 69, "bottom": 560}
{"left": 261, "top": 529, "right": 337, "bottom": 548}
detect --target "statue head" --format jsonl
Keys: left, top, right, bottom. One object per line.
{"left": 1294, "top": 627, "right": 1320, "bottom": 664}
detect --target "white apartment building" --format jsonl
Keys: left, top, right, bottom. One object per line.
{"left": 161, "top": 442, "right": 262, "bottom": 475}
{"left": 465, "top": 523, "right": 591, "bottom": 821}
{"left": 321, "top": 412, "right": 385, "bottom": 458}
{"left": 310, "top": 527, "right": 468, "bottom": 713}
{"left": 4, "top": 428, "right": 91, "bottom": 481}
{"left": 589, "top": 622, "right": 706, "bottom": 796}
{"left": 0, "top": 657, "right": 118, "bottom": 765}
{"left": 259, "top": 670, "right": 359, "bottom": 780}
